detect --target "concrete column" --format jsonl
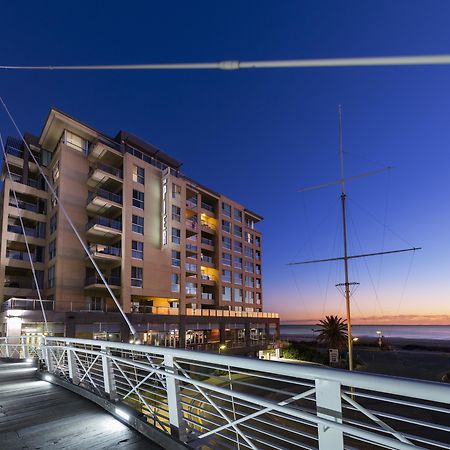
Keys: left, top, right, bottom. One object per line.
{"left": 245, "top": 322, "right": 251, "bottom": 347}
{"left": 219, "top": 322, "right": 226, "bottom": 345}
{"left": 274, "top": 321, "right": 280, "bottom": 340}
{"left": 265, "top": 322, "right": 270, "bottom": 341}
{"left": 178, "top": 319, "right": 186, "bottom": 349}
{"left": 120, "top": 320, "right": 131, "bottom": 343}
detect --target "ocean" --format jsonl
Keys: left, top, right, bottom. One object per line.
{"left": 280, "top": 325, "right": 450, "bottom": 341}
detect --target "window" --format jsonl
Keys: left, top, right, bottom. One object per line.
{"left": 233, "top": 272, "right": 242, "bottom": 285}
{"left": 172, "top": 183, "right": 181, "bottom": 199}
{"left": 132, "top": 189, "right": 144, "bottom": 209}
{"left": 132, "top": 215, "right": 144, "bottom": 234}
{"left": 172, "top": 228, "right": 181, "bottom": 244}
{"left": 244, "top": 246, "right": 253, "bottom": 258}
{"left": 234, "top": 208, "right": 242, "bottom": 222}
{"left": 245, "top": 290, "right": 254, "bottom": 303}
{"left": 222, "top": 269, "right": 231, "bottom": 283}
{"left": 186, "top": 282, "right": 197, "bottom": 295}
{"left": 222, "top": 286, "right": 232, "bottom": 301}
{"left": 172, "top": 205, "right": 181, "bottom": 222}
{"left": 245, "top": 261, "right": 254, "bottom": 273}
{"left": 234, "top": 224, "right": 242, "bottom": 238}
{"left": 256, "top": 250, "right": 261, "bottom": 260}
{"left": 65, "top": 130, "right": 88, "bottom": 153}
{"left": 233, "top": 241, "right": 242, "bottom": 253}
{"left": 222, "top": 202, "right": 231, "bottom": 217}
{"left": 234, "top": 256, "right": 242, "bottom": 269}
{"left": 222, "top": 236, "right": 231, "bottom": 250}
{"left": 47, "top": 265, "right": 55, "bottom": 289}
{"left": 245, "top": 232, "right": 254, "bottom": 244}
{"left": 132, "top": 240, "right": 143, "bottom": 259}
{"left": 256, "top": 292, "right": 261, "bottom": 304}
{"left": 222, "top": 220, "right": 231, "bottom": 233}
{"left": 171, "top": 273, "right": 180, "bottom": 292}
{"left": 255, "top": 236, "right": 261, "bottom": 247}
{"left": 234, "top": 288, "right": 243, "bottom": 302}
{"left": 133, "top": 165, "right": 145, "bottom": 184}
{"left": 245, "top": 276, "right": 254, "bottom": 288}
{"left": 50, "top": 213, "right": 57, "bottom": 234}
{"left": 89, "top": 297, "right": 104, "bottom": 311}
{"left": 48, "top": 239, "right": 56, "bottom": 260}
{"left": 235, "top": 305, "right": 243, "bottom": 312}
{"left": 52, "top": 161, "right": 60, "bottom": 182}
{"left": 256, "top": 278, "right": 261, "bottom": 289}
{"left": 222, "top": 252, "right": 232, "bottom": 266}
{"left": 131, "top": 266, "right": 143, "bottom": 287}
{"left": 172, "top": 250, "right": 181, "bottom": 267}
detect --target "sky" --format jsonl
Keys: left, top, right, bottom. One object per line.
{"left": 1, "top": 1, "right": 450, "bottom": 324}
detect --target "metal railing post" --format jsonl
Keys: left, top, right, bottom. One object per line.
{"left": 43, "top": 337, "right": 53, "bottom": 372}
{"left": 164, "top": 354, "right": 187, "bottom": 442}
{"left": 67, "top": 342, "right": 79, "bottom": 384}
{"left": 315, "top": 378, "right": 344, "bottom": 450}
{"left": 101, "top": 344, "right": 117, "bottom": 400}
{"left": 21, "top": 336, "right": 28, "bottom": 359}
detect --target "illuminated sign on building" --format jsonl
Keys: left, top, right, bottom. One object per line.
{"left": 161, "top": 177, "right": 168, "bottom": 247}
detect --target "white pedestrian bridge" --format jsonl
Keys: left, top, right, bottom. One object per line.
{"left": 0, "top": 336, "right": 449, "bottom": 450}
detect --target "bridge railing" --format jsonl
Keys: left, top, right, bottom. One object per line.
{"left": 0, "top": 336, "right": 43, "bottom": 360}
{"left": 1, "top": 336, "right": 449, "bottom": 450}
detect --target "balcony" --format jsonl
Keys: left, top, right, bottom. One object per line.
{"left": 200, "top": 237, "right": 214, "bottom": 248}
{"left": 88, "top": 138, "right": 122, "bottom": 159}
{"left": 201, "top": 293, "right": 214, "bottom": 300}
{"left": 88, "top": 244, "right": 121, "bottom": 263}
{"left": 7, "top": 224, "right": 44, "bottom": 239}
{"left": 185, "top": 263, "right": 197, "bottom": 273}
{"left": 84, "top": 275, "right": 121, "bottom": 290}
{"left": 85, "top": 217, "right": 122, "bottom": 239}
{"left": 200, "top": 255, "right": 214, "bottom": 266}
{"left": 6, "top": 145, "right": 23, "bottom": 159}
{"left": 185, "top": 218, "right": 198, "bottom": 236}
{"left": 186, "top": 200, "right": 198, "bottom": 211}
{"left": 201, "top": 274, "right": 216, "bottom": 285}
{"left": 185, "top": 308, "right": 279, "bottom": 318}
{"left": 9, "top": 172, "right": 42, "bottom": 191}
{"left": 201, "top": 202, "right": 215, "bottom": 214}
{"left": 131, "top": 305, "right": 180, "bottom": 315}
{"left": 9, "top": 198, "right": 43, "bottom": 215}
{"left": 185, "top": 285, "right": 197, "bottom": 297}
{"left": 1, "top": 298, "right": 54, "bottom": 312}
{"left": 88, "top": 162, "right": 123, "bottom": 188}
{"left": 186, "top": 243, "right": 198, "bottom": 254}
{"left": 87, "top": 188, "right": 122, "bottom": 214}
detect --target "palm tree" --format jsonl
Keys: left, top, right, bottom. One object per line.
{"left": 315, "top": 315, "right": 348, "bottom": 350}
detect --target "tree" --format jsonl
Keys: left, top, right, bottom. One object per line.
{"left": 315, "top": 315, "right": 348, "bottom": 350}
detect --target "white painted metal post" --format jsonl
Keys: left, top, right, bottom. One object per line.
{"left": 67, "top": 343, "right": 79, "bottom": 384}
{"left": 164, "top": 354, "right": 187, "bottom": 442}
{"left": 315, "top": 379, "right": 344, "bottom": 450}
{"left": 43, "top": 337, "right": 53, "bottom": 372}
{"left": 101, "top": 344, "right": 117, "bottom": 400}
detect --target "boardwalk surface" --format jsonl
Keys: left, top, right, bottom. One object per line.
{"left": 0, "top": 361, "right": 162, "bottom": 450}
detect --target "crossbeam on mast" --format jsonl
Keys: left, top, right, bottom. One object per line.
{"left": 287, "top": 247, "right": 421, "bottom": 266}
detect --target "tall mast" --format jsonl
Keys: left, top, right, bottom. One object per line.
{"left": 338, "top": 105, "right": 354, "bottom": 371}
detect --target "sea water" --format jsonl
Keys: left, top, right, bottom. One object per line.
{"left": 280, "top": 324, "right": 450, "bottom": 340}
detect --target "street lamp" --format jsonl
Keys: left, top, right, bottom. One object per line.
{"left": 219, "top": 344, "right": 227, "bottom": 354}
{"left": 376, "top": 330, "right": 382, "bottom": 349}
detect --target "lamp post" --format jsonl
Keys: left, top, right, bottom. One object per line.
{"left": 376, "top": 330, "right": 382, "bottom": 349}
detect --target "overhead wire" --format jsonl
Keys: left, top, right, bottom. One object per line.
{"left": 0, "top": 133, "right": 49, "bottom": 333}
{"left": 0, "top": 96, "right": 138, "bottom": 339}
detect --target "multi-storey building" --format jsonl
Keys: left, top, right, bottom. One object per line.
{"left": 0, "top": 108, "right": 279, "bottom": 352}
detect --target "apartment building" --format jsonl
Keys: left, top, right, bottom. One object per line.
{"left": 0, "top": 109, "right": 279, "bottom": 352}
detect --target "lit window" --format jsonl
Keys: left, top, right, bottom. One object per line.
{"left": 65, "top": 130, "right": 88, "bottom": 153}
{"left": 245, "top": 232, "right": 254, "bottom": 244}
{"left": 132, "top": 240, "right": 143, "bottom": 259}
{"left": 133, "top": 165, "right": 145, "bottom": 184}
{"left": 131, "top": 266, "right": 143, "bottom": 287}
{"left": 132, "top": 215, "right": 144, "bottom": 234}
{"left": 245, "top": 290, "right": 254, "bottom": 303}
{"left": 132, "top": 189, "right": 144, "bottom": 209}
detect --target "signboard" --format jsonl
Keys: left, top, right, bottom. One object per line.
{"left": 329, "top": 348, "right": 339, "bottom": 364}
{"left": 161, "top": 177, "right": 168, "bottom": 247}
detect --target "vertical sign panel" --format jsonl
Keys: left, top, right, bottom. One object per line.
{"left": 161, "top": 176, "right": 168, "bottom": 247}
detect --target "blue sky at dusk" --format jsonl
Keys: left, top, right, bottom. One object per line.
{"left": 1, "top": 1, "right": 450, "bottom": 324}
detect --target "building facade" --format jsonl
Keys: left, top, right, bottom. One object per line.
{"left": 0, "top": 109, "right": 279, "bottom": 352}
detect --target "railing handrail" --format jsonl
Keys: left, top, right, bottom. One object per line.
{"left": 41, "top": 336, "right": 449, "bottom": 405}
{"left": 86, "top": 216, "right": 122, "bottom": 231}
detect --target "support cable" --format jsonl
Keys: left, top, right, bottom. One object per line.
{"left": 0, "top": 97, "right": 138, "bottom": 340}
{"left": 2, "top": 54, "right": 450, "bottom": 71}
{"left": 0, "top": 133, "right": 49, "bottom": 334}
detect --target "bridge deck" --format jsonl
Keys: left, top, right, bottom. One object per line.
{"left": 0, "top": 361, "right": 162, "bottom": 450}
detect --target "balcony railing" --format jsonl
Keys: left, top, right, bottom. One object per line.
{"left": 185, "top": 263, "right": 197, "bottom": 272}
{"left": 6, "top": 145, "right": 23, "bottom": 158}
{"left": 201, "top": 237, "right": 214, "bottom": 246}
{"left": 186, "top": 200, "right": 197, "bottom": 209}
{"left": 7, "top": 224, "right": 42, "bottom": 238}
{"left": 90, "top": 162, "right": 123, "bottom": 179}
{"left": 9, "top": 198, "right": 41, "bottom": 214}
{"left": 88, "top": 188, "right": 123, "bottom": 205}
{"left": 201, "top": 255, "right": 213, "bottom": 264}
{"left": 89, "top": 244, "right": 121, "bottom": 257}
{"left": 186, "top": 243, "right": 198, "bottom": 252}
{"left": 201, "top": 293, "right": 214, "bottom": 300}
{"left": 185, "top": 219, "right": 198, "bottom": 230}
{"left": 85, "top": 275, "right": 121, "bottom": 287}
{"left": 85, "top": 216, "right": 122, "bottom": 231}
{"left": 1, "top": 298, "right": 54, "bottom": 312}
{"left": 5, "top": 250, "right": 43, "bottom": 262}
{"left": 201, "top": 202, "right": 214, "bottom": 212}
